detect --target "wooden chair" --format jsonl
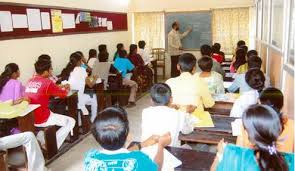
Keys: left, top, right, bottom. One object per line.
{"left": 7, "top": 147, "right": 27, "bottom": 171}
{"left": 151, "top": 48, "right": 166, "bottom": 80}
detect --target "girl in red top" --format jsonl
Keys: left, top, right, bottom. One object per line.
{"left": 211, "top": 43, "right": 225, "bottom": 64}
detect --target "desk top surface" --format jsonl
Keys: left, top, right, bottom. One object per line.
{"left": 166, "top": 146, "right": 215, "bottom": 171}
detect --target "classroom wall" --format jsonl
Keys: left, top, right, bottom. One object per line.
{"left": 130, "top": 0, "right": 254, "bottom": 12}
{"left": 0, "top": 0, "right": 132, "bottom": 82}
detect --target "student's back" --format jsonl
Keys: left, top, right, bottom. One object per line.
{"left": 114, "top": 56, "right": 134, "bottom": 78}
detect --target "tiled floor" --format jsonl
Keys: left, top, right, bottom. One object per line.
{"left": 48, "top": 94, "right": 152, "bottom": 171}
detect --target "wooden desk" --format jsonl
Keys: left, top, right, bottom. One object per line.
{"left": 179, "top": 115, "right": 237, "bottom": 145}
{"left": 166, "top": 146, "right": 215, "bottom": 171}
{"left": 151, "top": 59, "right": 158, "bottom": 83}
{"left": 205, "top": 101, "right": 233, "bottom": 116}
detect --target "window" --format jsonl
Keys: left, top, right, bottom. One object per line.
{"left": 256, "top": 0, "right": 262, "bottom": 39}
{"left": 271, "top": 0, "right": 284, "bottom": 49}
{"left": 287, "top": 0, "right": 294, "bottom": 66}
{"left": 262, "top": 0, "right": 270, "bottom": 41}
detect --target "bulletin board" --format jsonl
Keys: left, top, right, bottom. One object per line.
{"left": 0, "top": 2, "right": 128, "bottom": 40}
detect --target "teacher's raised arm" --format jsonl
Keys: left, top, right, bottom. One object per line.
{"left": 167, "top": 21, "right": 192, "bottom": 78}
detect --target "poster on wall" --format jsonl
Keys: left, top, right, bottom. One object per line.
{"left": 41, "top": 12, "right": 51, "bottom": 30}
{"left": 0, "top": 11, "right": 13, "bottom": 32}
{"left": 26, "top": 8, "right": 42, "bottom": 31}
{"left": 79, "top": 12, "right": 91, "bottom": 22}
{"left": 89, "top": 16, "right": 98, "bottom": 28}
{"left": 61, "top": 13, "right": 75, "bottom": 29}
{"left": 12, "top": 14, "right": 28, "bottom": 28}
{"left": 51, "top": 9, "right": 63, "bottom": 33}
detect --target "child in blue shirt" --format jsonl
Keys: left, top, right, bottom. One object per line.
{"left": 84, "top": 106, "right": 171, "bottom": 171}
{"left": 113, "top": 50, "right": 138, "bottom": 107}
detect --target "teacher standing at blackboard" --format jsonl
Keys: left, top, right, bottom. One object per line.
{"left": 168, "top": 21, "right": 192, "bottom": 77}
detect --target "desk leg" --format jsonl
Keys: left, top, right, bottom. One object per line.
{"left": 67, "top": 95, "right": 79, "bottom": 141}
{"left": 96, "top": 84, "right": 105, "bottom": 111}
{"left": 17, "top": 112, "right": 35, "bottom": 133}
{"left": 151, "top": 61, "right": 158, "bottom": 83}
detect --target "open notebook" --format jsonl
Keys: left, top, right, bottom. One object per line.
{"left": 141, "top": 144, "right": 182, "bottom": 171}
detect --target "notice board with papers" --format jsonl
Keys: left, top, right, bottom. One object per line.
{"left": 0, "top": 2, "right": 128, "bottom": 40}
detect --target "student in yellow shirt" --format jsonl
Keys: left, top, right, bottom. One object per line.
{"left": 165, "top": 53, "right": 214, "bottom": 114}
{"left": 236, "top": 87, "right": 294, "bottom": 153}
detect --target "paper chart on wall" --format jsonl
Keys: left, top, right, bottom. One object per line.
{"left": 51, "top": 9, "right": 63, "bottom": 33}
{"left": 41, "top": 12, "right": 51, "bottom": 30}
{"left": 101, "top": 18, "right": 107, "bottom": 27}
{"left": 106, "top": 21, "right": 113, "bottom": 30}
{"left": 12, "top": 14, "right": 28, "bottom": 28}
{"left": 0, "top": 11, "right": 13, "bottom": 32}
{"left": 61, "top": 13, "right": 75, "bottom": 29}
{"left": 26, "top": 8, "right": 42, "bottom": 31}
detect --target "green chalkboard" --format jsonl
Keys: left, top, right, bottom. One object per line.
{"left": 165, "top": 11, "right": 212, "bottom": 50}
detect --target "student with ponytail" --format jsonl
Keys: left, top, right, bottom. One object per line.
{"left": 0, "top": 63, "right": 25, "bottom": 103}
{"left": 237, "top": 87, "right": 294, "bottom": 153}
{"left": 211, "top": 104, "right": 294, "bottom": 171}
{"left": 60, "top": 52, "right": 98, "bottom": 122}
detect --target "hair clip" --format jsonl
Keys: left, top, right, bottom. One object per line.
{"left": 267, "top": 143, "right": 277, "bottom": 155}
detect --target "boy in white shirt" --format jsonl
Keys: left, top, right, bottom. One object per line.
{"left": 141, "top": 83, "right": 195, "bottom": 147}
{"left": 230, "top": 68, "right": 265, "bottom": 118}
{"left": 138, "top": 40, "right": 151, "bottom": 66}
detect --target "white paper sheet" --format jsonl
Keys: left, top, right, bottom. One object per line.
{"left": 0, "top": 11, "right": 13, "bottom": 32}
{"left": 231, "top": 119, "right": 242, "bottom": 136}
{"left": 98, "top": 17, "right": 102, "bottom": 26}
{"left": 12, "top": 14, "right": 28, "bottom": 28}
{"left": 101, "top": 18, "right": 107, "bottom": 27}
{"left": 75, "top": 13, "right": 80, "bottom": 24}
{"left": 27, "top": 8, "right": 42, "bottom": 31}
{"left": 107, "top": 21, "right": 113, "bottom": 30}
{"left": 41, "top": 12, "right": 50, "bottom": 30}
{"left": 141, "top": 145, "right": 182, "bottom": 170}
{"left": 61, "top": 13, "right": 76, "bottom": 29}
{"left": 223, "top": 81, "right": 232, "bottom": 89}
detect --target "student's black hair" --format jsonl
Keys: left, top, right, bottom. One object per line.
{"left": 172, "top": 22, "right": 177, "bottom": 28}
{"left": 35, "top": 59, "right": 52, "bottom": 75}
{"left": 75, "top": 51, "right": 84, "bottom": 58}
{"left": 129, "top": 44, "right": 138, "bottom": 56}
{"left": 259, "top": 87, "right": 284, "bottom": 114}
{"left": 243, "top": 104, "right": 288, "bottom": 171}
{"left": 233, "top": 48, "right": 247, "bottom": 71}
{"left": 87, "top": 49, "right": 97, "bottom": 63}
{"left": 178, "top": 53, "right": 196, "bottom": 73}
{"left": 240, "top": 45, "right": 248, "bottom": 54}
{"left": 138, "top": 40, "right": 146, "bottom": 49}
{"left": 200, "top": 44, "right": 212, "bottom": 56}
{"left": 98, "top": 44, "right": 107, "bottom": 53}
{"left": 91, "top": 106, "right": 129, "bottom": 151}
{"left": 38, "top": 54, "right": 51, "bottom": 62}
{"left": 59, "top": 52, "right": 82, "bottom": 81}
{"left": 0, "top": 63, "right": 19, "bottom": 94}
{"left": 116, "top": 43, "right": 124, "bottom": 51}
{"left": 118, "top": 50, "right": 128, "bottom": 58}
{"left": 237, "top": 40, "right": 246, "bottom": 47}
{"left": 198, "top": 56, "right": 213, "bottom": 72}
{"left": 247, "top": 50, "right": 258, "bottom": 59}
{"left": 248, "top": 56, "right": 262, "bottom": 69}
{"left": 150, "top": 83, "right": 172, "bottom": 106}
{"left": 212, "top": 43, "right": 221, "bottom": 53}
{"left": 245, "top": 68, "right": 265, "bottom": 92}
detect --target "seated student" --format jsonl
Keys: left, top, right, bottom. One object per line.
{"left": 76, "top": 51, "right": 91, "bottom": 72}
{"left": 114, "top": 50, "right": 138, "bottom": 107}
{"left": 166, "top": 53, "right": 215, "bottom": 113}
{"left": 138, "top": 40, "right": 151, "bottom": 66}
{"left": 211, "top": 105, "right": 294, "bottom": 171}
{"left": 128, "top": 44, "right": 145, "bottom": 67}
{"left": 230, "top": 68, "right": 265, "bottom": 118}
{"left": 0, "top": 63, "right": 25, "bottom": 103}
{"left": 142, "top": 83, "right": 195, "bottom": 147}
{"left": 231, "top": 40, "right": 246, "bottom": 62}
{"left": 212, "top": 43, "right": 224, "bottom": 64}
{"left": 25, "top": 59, "right": 75, "bottom": 149}
{"left": 228, "top": 56, "right": 263, "bottom": 93}
{"left": 237, "top": 87, "right": 294, "bottom": 153}
{"left": 98, "top": 44, "right": 109, "bottom": 59}
{"left": 92, "top": 47, "right": 112, "bottom": 89}
{"left": 195, "top": 57, "right": 225, "bottom": 94}
{"left": 34, "top": 54, "right": 59, "bottom": 83}
{"left": 87, "top": 49, "right": 98, "bottom": 69}
{"left": 113, "top": 43, "right": 124, "bottom": 61}
{"left": 60, "top": 53, "right": 98, "bottom": 122}
{"left": 230, "top": 48, "right": 247, "bottom": 73}
{"left": 0, "top": 132, "right": 46, "bottom": 171}
{"left": 84, "top": 107, "right": 171, "bottom": 171}
{"left": 196, "top": 44, "right": 225, "bottom": 78}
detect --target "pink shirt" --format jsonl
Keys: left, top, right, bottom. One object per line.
{"left": 0, "top": 79, "right": 24, "bottom": 102}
